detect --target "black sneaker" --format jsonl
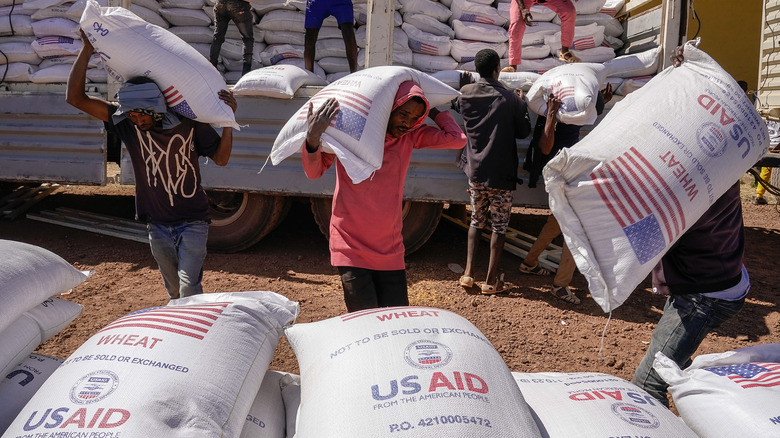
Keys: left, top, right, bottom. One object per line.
{"left": 754, "top": 196, "right": 768, "bottom": 205}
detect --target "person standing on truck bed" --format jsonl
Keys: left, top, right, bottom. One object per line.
{"left": 504, "top": 0, "right": 580, "bottom": 73}
{"left": 66, "top": 30, "right": 237, "bottom": 300}
{"left": 304, "top": 0, "right": 358, "bottom": 74}
{"left": 302, "top": 80, "right": 468, "bottom": 312}
{"left": 209, "top": 0, "right": 255, "bottom": 76}
{"left": 455, "top": 48, "right": 532, "bottom": 294}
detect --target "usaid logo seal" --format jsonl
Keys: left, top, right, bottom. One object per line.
{"left": 404, "top": 340, "right": 452, "bottom": 369}
{"left": 70, "top": 370, "right": 119, "bottom": 405}
{"left": 611, "top": 403, "right": 660, "bottom": 429}
{"left": 696, "top": 122, "right": 728, "bottom": 157}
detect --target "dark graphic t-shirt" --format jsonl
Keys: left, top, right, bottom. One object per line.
{"left": 105, "top": 105, "right": 220, "bottom": 224}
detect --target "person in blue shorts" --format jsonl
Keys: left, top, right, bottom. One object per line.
{"left": 304, "top": 0, "right": 358, "bottom": 73}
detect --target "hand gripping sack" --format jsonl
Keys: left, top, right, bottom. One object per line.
{"left": 284, "top": 306, "right": 542, "bottom": 438}
{"left": 526, "top": 62, "right": 607, "bottom": 126}
{"left": 511, "top": 372, "right": 698, "bottom": 437}
{"left": 2, "top": 291, "right": 299, "bottom": 438}
{"left": 654, "top": 344, "right": 780, "bottom": 438}
{"left": 79, "top": 0, "right": 239, "bottom": 129}
{"left": 542, "top": 41, "right": 770, "bottom": 312}
{"left": 270, "top": 66, "right": 461, "bottom": 184}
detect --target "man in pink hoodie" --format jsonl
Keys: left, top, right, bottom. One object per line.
{"left": 302, "top": 81, "right": 467, "bottom": 312}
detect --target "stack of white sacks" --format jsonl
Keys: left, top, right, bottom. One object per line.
{"left": 0, "top": 240, "right": 87, "bottom": 432}
{"left": 0, "top": 242, "right": 771, "bottom": 437}
{"left": 0, "top": 0, "right": 106, "bottom": 83}
{"left": 2, "top": 0, "right": 656, "bottom": 97}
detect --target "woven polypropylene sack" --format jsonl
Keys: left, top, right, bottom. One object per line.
{"left": 402, "top": 22, "right": 451, "bottom": 57}
{"left": 0, "top": 354, "right": 64, "bottom": 434}
{"left": 2, "top": 291, "right": 299, "bottom": 438}
{"left": 512, "top": 371, "right": 698, "bottom": 437}
{"left": 270, "top": 66, "right": 460, "bottom": 184}
{"left": 452, "top": 19, "right": 509, "bottom": 43}
{"left": 238, "top": 370, "right": 288, "bottom": 438}
{"left": 603, "top": 46, "right": 661, "bottom": 78}
{"left": 0, "top": 62, "right": 36, "bottom": 81}
{"left": 526, "top": 62, "right": 606, "bottom": 125}
{"left": 451, "top": 40, "right": 507, "bottom": 63}
{"left": 0, "top": 240, "right": 87, "bottom": 335}
{"left": 449, "top": 0, "right": 507, "bottom": 27}
{"left": 233, "top": 64, "right": 327, "bottom": 99}
{"left": 403, "top": 12, "right": 454, "bottom": 38}
{"left": 573, "top": 0, "right": 607, "bottom": 14}
{"left": 0, "top": 315, "right": 41, "bottom": 382}
{"left": 542, "top": 41, "right": 770, "bottom": 312}
{"left": 280, "top": 373, "right": 300, "bottom": 437}
{"left": 79, "top": 0, "right": 239, "bottom": 128}
{"left": 654, "top": 344, "right": 780, "bottom": 438}
{"left": 284, "top": 306, "right": 542, "bottom": 438}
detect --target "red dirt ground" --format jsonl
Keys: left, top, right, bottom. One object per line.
{"left": 3, "top": 173, "right": 778, "bottom": 405}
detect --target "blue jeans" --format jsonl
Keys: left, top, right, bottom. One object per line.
{"left": 337, "top": 267, "right": 407, "bottom": 312}
{"left": 632, "top": 293, "right": 745, "bottom": 406}
{"left": 210, "top": 0, "right": 254, "bottom": 73}
{"left": 148, "top": 221, "right": 209, "bottom": 300}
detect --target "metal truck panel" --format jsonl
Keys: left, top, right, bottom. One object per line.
{"left": 758, "top": 0, "right": 780, "bottom": 111}
{"left": 0, "top": 89, "right": 106, "bottom": 185}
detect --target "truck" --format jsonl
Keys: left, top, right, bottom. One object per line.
{"left": 0, "top": 0, "right": 716, "bottom": 253}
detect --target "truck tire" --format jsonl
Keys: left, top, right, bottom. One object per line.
{"left": 207, "top": 191, "right": 291, "bottom": 253}
{"left": 310, "top": 197, "right": 443, "bottom": 255}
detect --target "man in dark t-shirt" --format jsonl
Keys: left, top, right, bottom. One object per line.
{"left": 67, "top": 31, "right": 237, "bottom": 300}
{"left": 456, "top": 49, "right": 531, "bottom": 294}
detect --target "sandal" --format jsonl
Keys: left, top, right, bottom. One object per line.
{"left": 558, "top": 49, "right": 581, "bottom": 63}
{"left": 519, "top": 262, "right": 551, "bottom": 276}
{"left": 481, "top": 274, "right": 505, "bottom": 295}
{"left": 552, "top": 285, "right": 581, "bottom": 305}
{"left": 459, "top": 275, "right": 474, "bottom": 288}
{"left": 501, "top": 66, "right": 516, "bottom": 73}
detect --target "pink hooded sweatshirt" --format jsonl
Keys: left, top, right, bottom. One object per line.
{"left": 303, "top": 81, "right": 467, "bottom": 270}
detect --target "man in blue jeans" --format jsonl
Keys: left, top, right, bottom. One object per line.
{"left": 67, "top": 32, "right": 237, "bottom": 300}
{"left": 210, "top": 0, "right": 255, "bottom": 75}
{"left": 304, "top": 0, "right": 357, "bottom": 73}
{"left": 631, "top": 183, "right": 748, "bottom": 406}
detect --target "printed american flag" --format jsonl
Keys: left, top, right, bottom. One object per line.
{"left": 340, "top": 307, "right": 394, "bottom": 322}
{"left": 96, "top": 302, "right": 229, "bottom": 340}
{"left": 296, "top": 88, "right": 371, "bottom": 141}
{"left": 549, "top": 84, "right": 578, "bottom": 113}
{"left": 705, "top": 363, "right": 780, "bottom": 389}
{"left": 460, "top": 13, "right": 497, "bottom": 25}
{"left": 37, "top": 36, "right": 75, "bottom": 45}
{"left": 590, "top": 146, "right": 686, "bottom": 264}
{"left": 572, "top": 36, "right": 597, "bottom": 50}
{"left": 163, "top": 85, "right": 197, "bottom": 119}
{"left": 409, "top": 39, "right": 442, "bottom": 56}
{"left": 271, "top": 52, "right": 302, "bottom": 65}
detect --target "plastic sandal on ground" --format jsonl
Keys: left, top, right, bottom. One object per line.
{"left": 480, "top": 274, "right": 505, "bottom": 295}
{"left": 558, "top": 50, "right": 581, "bottom": 63}
{"left": 552, "top": 285, "right": 581, "bottom": 305}
{"left": 459, "top": 275, "right": 474, "bottom": 288}
{"left": 519, "top": 262, "right": 551, "bottom": 276}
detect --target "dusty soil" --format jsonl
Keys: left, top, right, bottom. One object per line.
{"left": 4, "top": 173, "right": 779, "bottom": 394}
